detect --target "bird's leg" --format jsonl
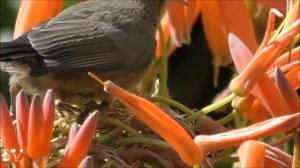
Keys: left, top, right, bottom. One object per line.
{"left": 77, "top": 101, "right": 109, "bottom": 124}
{"left": 9, "top": 84, "right": 22, "bottom": 119}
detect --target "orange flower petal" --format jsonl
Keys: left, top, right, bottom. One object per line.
{"left": 230, "top": 20, "right": 299, "bottom": 96}
{"left": 229, "top": 33, "right": 291, "bottom": 116}
{"left": 27, "top": 96, "right": 44, "bottom": 160}
{"left": 16, "top": 90, "right": 29, "bottom": 149}
{"left": 58, "top": 111, "right": 98, "bottom": 168}
{"left": 246, "top": 99, "right": 269, "bottom": 123}
{"left": 217, "top": 0, "right": 257, "bottom": 53}
{"left": 186, "top": 0, "right": 201, "bottom": 35}
{"left": 275, "top": 67, "right": 299, "bottom": 113}
{"left": 265, "top": 143, "right": 295, "bottom": 167}
{"left": 286, "top": 66, "right": 300, "bottom": 89}
{"left": 42, "top": 89, "right": 55, "bottom": 156}
{"left": 14, "top": 0, "right": 64, "bottom": 38}
{"left": 238, "top": 140, "right": 266, "bottom": 167}
{"left": 194, "top": 113, "right": 299, "bottom": 153}
{"left": 273, "top": 46, "right": 300, "bottom": 67}
{"left": 257, "top": 9, "right": 283, "bottom": 53}
{"left": 0, "top": 95, "right": 20, "bottom": 163}
{"left": 103, "top": 80, "right": 203, "bottom": 166}
{"left": 167, "top": 0, "right": 188, "bottom": 46}
{"left": 78, "top": 156, "right": 94, "bottom": 168}
{"left": 201, "top": 0, "right": 230, "bottom": 66}
{"left": 64, "top": 123, "right": 80, "bottom": 155}
{"left": 253, "top": 74, "right": 291, "bottom": 116}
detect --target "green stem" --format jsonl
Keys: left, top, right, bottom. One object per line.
{"left": 292, "top": 129, "right": 299, "bottom": 168}
{"left": 100, "top": 160, "right": 113, "bottom": 168}
{"left": 96, "top": 127, "right": 122, "bottom": 143}
{"left": 217, "top": 109, "right": 237, "bottom": 125}
{"left": 117, "top": 136, "right": 171, "bottom": 148}
{"left": 149, "top": 96, "right": 194, "bottom": 115}
{"left": 158, "top": 24, "right": 169, "bottom": 98}
{"left": 99, "top": 116, "right": 140, "bottom": 136}
{"left": 185, "top": 93, "right": 236, "bottom": 122}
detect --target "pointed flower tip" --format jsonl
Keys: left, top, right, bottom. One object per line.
{"left": 103, "top": 80, "right": 203, "bottom": 165}
{"left": 58, "top": 111, "right": 98, "bottom": 168}
{"left": 270, "top": 8, "right": 283, "bottom": 18}
{"left": 27, "top": 94, "right": 45, "bottom": 160}
{"left": 45, "top": 89, "right": 53, "bottom": 98}
{"left": 78, "top": 156, "right": 94, "bottom": 168}
{"left": 86, "top": 111, "right": 99, "bottom": 124}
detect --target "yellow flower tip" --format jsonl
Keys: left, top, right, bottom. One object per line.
{"left": 88, "top": 72, "right": 105, "bottom": 86}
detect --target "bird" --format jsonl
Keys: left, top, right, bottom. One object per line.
{"left": 0, "top": 0, "right": 166, "bottom": 106}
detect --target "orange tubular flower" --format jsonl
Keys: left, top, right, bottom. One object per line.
{"left": 14, "top": 0, "right": 63, "bottom": 38}
{"left": 285, "top": 66, "right": 299, "bottom": 89}
{"left": 201, "top": 0, "right": 257, "bottom": 83}
{"left": 155, "top": 0, "right": 201, "bottom": 58}
{"left": 1, "top": 89, "right": 96, "bottom": 167}
{"left": 78, "top": 156, "right": 94, "bottom": 168}
{"left": 15, "top": 91, "right": 29, "bottom": 149}
{"left": 238, "top": 140, "right": 266, "bottom": 167}
{"left": 58, "top": 111, "right": 99, "bottom": 168}
{"left": 27, "top": 96, "right": 45, "bottom": 160}
{"left": 42, "top": 90, "right": 55, "bottom": 156}
{"left": 0, "top": 96, "right": 20, "bottom": 163}
{"left": 230, "top": 19, "right": 299, "bottom": 96}
{"left": 194, "top": 113, "right": 299, "bottom": 153}
{"left": 167, "top": 0, "right": 188, "bottom": 46}
{"left": 96, "top": 78, "right": 203, "bottom": 166}
{"left": 228, "top": 33, "right": 291, "bottom": 117}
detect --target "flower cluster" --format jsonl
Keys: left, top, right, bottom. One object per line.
{"left": 0, "top": 90, "right": 98, "bottom": 167}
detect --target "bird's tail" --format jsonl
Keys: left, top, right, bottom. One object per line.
{"left": 0, "top": 37, "right": 38, "bottom": 61}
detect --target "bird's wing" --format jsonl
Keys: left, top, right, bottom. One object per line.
{"left": 28, "top": 18, "right": 125, "bottom": 76}
{"left": 27, "top": 0, "right": 156, "bottom": 77}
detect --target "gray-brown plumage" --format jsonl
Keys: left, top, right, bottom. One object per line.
{"left": 0, "top": 0, "right": 165, "bottom": 104}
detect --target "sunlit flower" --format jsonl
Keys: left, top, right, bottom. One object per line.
{"left": 89, "top": 73, "right": 203, "bottom": 166}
